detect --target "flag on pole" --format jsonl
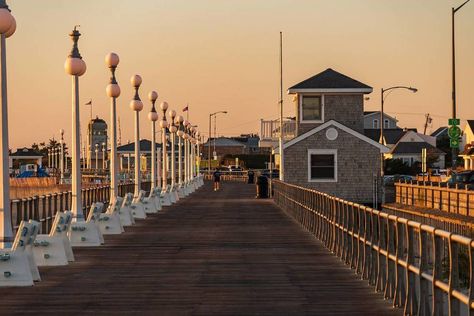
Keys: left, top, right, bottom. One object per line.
{"left": 182, "top": 105, "right": 189, "bottom": 112}
{"left": 85, "top": 99, "right": 92, "bottom": 105}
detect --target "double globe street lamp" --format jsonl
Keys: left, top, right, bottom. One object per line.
{"left": 105, "top": 52, "right": 120, "bottom": 200}
{"left": 130, "top": 75, "right": 143, "bottom": 198}
{"left": 64, "top": 26, "right": 87, "bottom": 221}
{"left": 147, "top": 91, "right": 159, "bottom": 190}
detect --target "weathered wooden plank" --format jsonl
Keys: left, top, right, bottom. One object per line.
{"left": 0, "top": 182, "right": 401, "bottom": 315}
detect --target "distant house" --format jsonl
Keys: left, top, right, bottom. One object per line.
{"left": 230, "top": 134, "right": 261, "bottom": 153}
{"left": 386, "top": 131, "right": 446, "bottom": 168}
{"left": 117, "top": 139, "right": 163, "bottom": 172}
{"left": 364, "top": 128, "right": 407, "bottom": 148}
{"left": 201, "top": 137, "right": 247, "bottom": 160}
{"left": 431, "top": 126, "right": 449, "bottom": 140}
{"left": 278, "top": 68, "right": 388, "bottom": 203}
{"left": 460, "top": 121, "right": 474, "bottom": 170}
{"left": 363, "top": 111, "right": 398, "bottom": 130}
{"left": 9, "top": 147, "right": 44, "bottom": 170}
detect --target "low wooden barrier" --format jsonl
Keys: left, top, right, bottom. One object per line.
{"left": 395, "top": 181, "right": 474, "bottom": 216}
{"left": 273, "top": 180, "right": 474, "bottom": 314}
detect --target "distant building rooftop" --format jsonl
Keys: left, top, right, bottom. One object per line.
{"left": 10, "top": 147, "right": 43, "bottom": 157}
{"left": 288, "top": 68, "right": 373, "bottom": 94}
{"left": 390, "top": 142, "right": 445, "bottom": 155}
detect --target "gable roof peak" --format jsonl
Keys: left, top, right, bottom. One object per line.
{"left": 288, "top": 68, "right": 373, "bottom": 94}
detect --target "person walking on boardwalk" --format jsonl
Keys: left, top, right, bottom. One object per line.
{"left": 213, "top": 168, "right": 221, "bottom": 191}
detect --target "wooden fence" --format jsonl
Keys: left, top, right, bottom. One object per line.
{"left": 395, "top": 181, "right": 474, "bottom": 216}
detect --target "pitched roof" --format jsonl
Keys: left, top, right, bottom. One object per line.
{"left": 364, "top": 129, "right": 406, "bottom": 145}
{"left": 117, "top": 139, "right": 162, "bottom": 153}
{"left": 278, "top": 120, "right": 389, "bottom": 153}
{"left": 430, "top": 126, "right": 448, "bottom": 137}
{"left": 203, "top": 137, "right": 246, "bottom": 147}
{"left": 390, "top": 142, "right": 445, "bottom": 155}
{"left": 288, "top": 68, "right": 372, "bottom": 93}
{"left": 11, "top": 148, "right": 43, "bottom": 157}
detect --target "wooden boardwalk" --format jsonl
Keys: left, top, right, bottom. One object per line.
{"left": 0, "top": 182, "right": 401, "bottom": 315}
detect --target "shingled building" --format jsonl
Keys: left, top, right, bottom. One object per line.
{"left": 279, "top": 68, "right": 388, "bottom": 203}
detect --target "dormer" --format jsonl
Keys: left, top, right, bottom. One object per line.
{"left": 288, "top": 68, "right": 372, "bottom": 136}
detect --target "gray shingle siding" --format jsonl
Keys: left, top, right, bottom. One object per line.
{"left": 284, "top": 125, "right": 380, "bottom": 204}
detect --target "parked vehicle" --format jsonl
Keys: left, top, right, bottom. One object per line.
{"left": 448, "top": 171, "right": 474, "bottom": 185}
{"left": 384, "top": 174, "right": 413, "bottom": 185}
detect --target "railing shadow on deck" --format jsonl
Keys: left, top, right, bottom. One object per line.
{"left": 273, "top": 180, "right": 474, "bottom": 316}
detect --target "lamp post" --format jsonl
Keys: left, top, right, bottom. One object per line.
{"left": 380, "top": 86, "right": 417, "bottom": 205}
{"left": 95, "top": 143, "right": 99, "bottom": 170}
{"left": 64, "top": 26, "right": 87, "bottom": 221}
{"left": 0, "top": 0, "right": 15, "bottom": 247}
{"left": 148, "top": 91, "right": 159, "bottom": 189}
{"left": 451, "top": 0, "right": 470, "bottom": 169}
{"left": 159, "top": 102, "right": 169, "bottom": 191}
{"left": 130, "top": 75, "right": 143, "bottom": 198}
{"left": 208, "top": 111, "right": 227, "bottom": 174}
{"left": 105, "top": 52, "right": 120, "bottom": 199}
{"left": 186, "top": 121, "right": 192, "bottom": 184}
{"left": 60, "top": 129, "right": 65, "bottom": 184}
{"left": 176, "top": 115, "right": 184, "bottom": 188}
{"left": 196, "top": 131, "right": 201, "bottom": 176}
{"left": 102, "top": 142, "right": 106, "bottom": 170}
{"left": 168, "top": 110, "right": 177, "bottom": 192}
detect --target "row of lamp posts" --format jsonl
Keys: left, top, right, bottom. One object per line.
{"left": 0, "top": 3, "right": 204, "bottom": 247}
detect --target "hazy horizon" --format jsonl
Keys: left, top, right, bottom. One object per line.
{"left": 6, "top": 0, "right": 474, "bottom": 150}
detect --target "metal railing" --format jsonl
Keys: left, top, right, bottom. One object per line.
{"left": 10, "top": 181, "right": 150, "bottom": 234}
{"left": 395, "top": 181, "right": 474, "bottom": 216}
{"left": 273, "top": 180, "right": 474, "bottom": 315}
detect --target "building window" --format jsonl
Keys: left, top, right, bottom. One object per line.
{"left": 373, "top": 119, "right": 379, "bottom": 129}
{"left": 301, "top": 96, "right": 322, "bottom": 122}
{"left": 308, "top": 149, "right": 337, "bottom": 182}
{"left": 384, "top": 119, "right": 390, "bottom": 129}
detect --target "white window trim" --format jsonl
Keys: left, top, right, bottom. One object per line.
{"left": 307, "top": 149, "right": 338, "bottom": 183}
{"left": 299, "top": 94, "right": 324, "bottom": 124}
{"left": 373, "top": 119, "right": 379, "bottom": 129}
{"left": 384, "top": 119, "right": 390, "bottom": 129}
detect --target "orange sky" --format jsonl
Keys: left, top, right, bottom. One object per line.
{"left": 6, "top": 0, "right": 474, "bottom": 149}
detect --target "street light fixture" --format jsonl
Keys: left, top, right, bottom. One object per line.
{"left": 148, "top": 91, "right": 159, "bottom": 190}
{"left": 208, "top": 111, "right": 227, "bottom": 174}
{"left": 60, "top": 129, "right": 65, "bottom": 184}
{"left": 176, "top": 115, "right": 184, "bottom": 193}
{"left": 64, "top": 26, "right": 87, "bottom": 221}
{"left": 102, "top": 142, "right": 106, "bottom": 170}
{"left": 95, "top": 143, "right": 99, "bottom": 170}
{"left": 105, "top": 52, "right": 120, "bottom": 200}
{"left": 451, "top": 0, "right": 470, "bottom": 169}
{"left": 130, "top": 75, "right": 143, "bottom": 198}
{"left": 0, "top": 0, "right": 16, "bottom": 247}
{"left": 168, "top": 110, "right": 177, "bottom": 196}
{"left": 159, "top": 102, "right": 169, "bottom": 192}
{"left": 380, "top": 85, "right": 417, "bottom": 205}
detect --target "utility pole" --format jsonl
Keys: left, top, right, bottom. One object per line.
{"left": 423, "top": 113, "right": 432, "bottom": 135}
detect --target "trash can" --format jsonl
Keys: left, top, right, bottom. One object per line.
{"left": 247, "top": 170, "right": 255, "bottom": 184}
{"left": 256, "top": 175, "right": 269, "bottom": 198}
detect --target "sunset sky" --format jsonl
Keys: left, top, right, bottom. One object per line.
{"left": 6, "top": 0, "right": 474, "bottom": 149}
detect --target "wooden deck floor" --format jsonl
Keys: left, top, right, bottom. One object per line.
{"left": 0, "top": 182, "right": 401, "bottom": 315}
